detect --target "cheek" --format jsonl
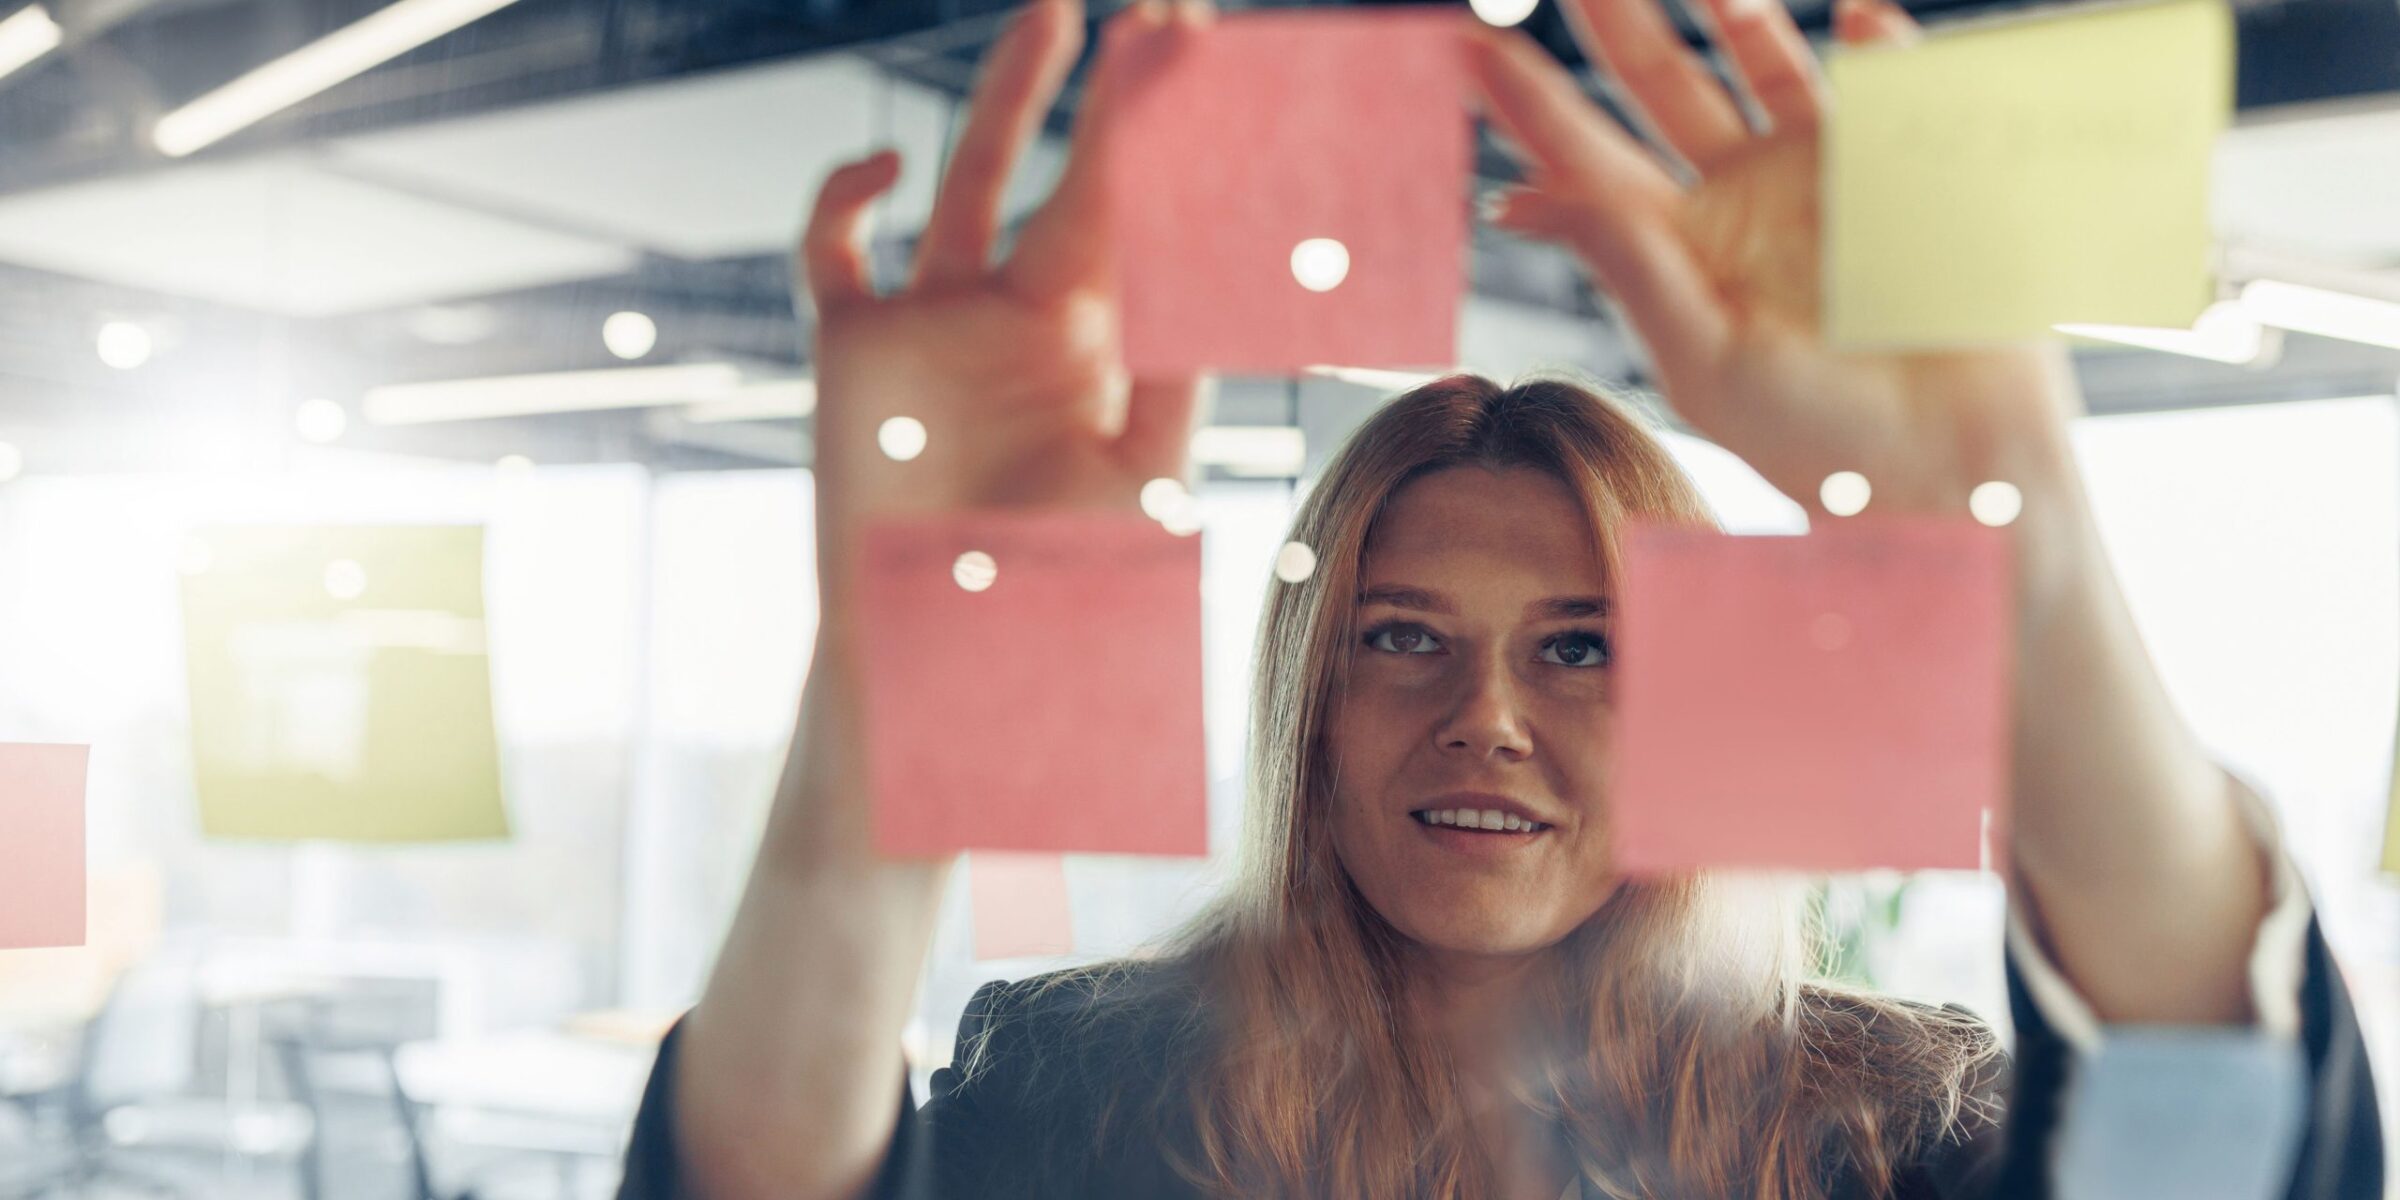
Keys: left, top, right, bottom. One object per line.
{"left": 1325, "top": 674, "right": 1428, "bottom": 775}
{"left": 1544, "top": 690, "right": 1614, "bottom": 798}
{"left": 1324, "top": 690, "right": 1417, "bottom": 851}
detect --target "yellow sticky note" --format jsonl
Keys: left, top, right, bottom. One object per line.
{"left": 1826, "top": 0, "right": 2232, "bottom": 347}
{"left": 2384, "top": 762, "right": 2400, "bottom": 877}
{"left": 179, "top": 526, "right": 508, "bottom": 843}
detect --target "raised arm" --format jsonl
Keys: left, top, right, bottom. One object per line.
{"left": 1465, "top": 0, "right": 2265, "bottom": 1025}
{"left": 667, "top": 5, "right": 1207, "bottom": 1199}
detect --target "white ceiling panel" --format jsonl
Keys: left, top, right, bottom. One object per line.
{"left": 329, "top": 55, "right": 1063, "bottom": 263}
{"left": 2218, "top": 103, "right": 2400, "bottom": 265}
{"left": 0, "top": 154, "right": 641, "bottom": 317}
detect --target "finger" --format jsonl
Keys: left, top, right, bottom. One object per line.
{"left": 1489, "top": 189, "right": 1729, "bottom": 388}
{"left": 799, "top": 150, "right": 904, "bottom": 313}
{"left": 913, "top": 0, "right": 1086, "bottom": 290}
{"left": 1113, "top": 373, "right": 1206, "bottom": 481}
{"left": 1693, "top": 0, "right": 1824, "bottom": 135}
{"left": 1834, "top": 0, "right": 1921, "bottom": 46}
{"left": 1469, "top": 32, "right": 1723, "bottom": 373}
{"left": 1466, "top": 28, "right": 1683, "bottom": 207}
{"left": 1005, "top": 0, "right": 1185, "bottom": 300}
{"left": 1558, "top": 0, "right": 1752, "bottom": 173}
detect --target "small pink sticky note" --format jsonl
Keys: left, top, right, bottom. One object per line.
{"left": 0, "top": 744, "right": 88, "bottom": 949}
{"left": 858, "top": 513, "right": 1207, "bottom": 857}
{"left": 968, "top": 853, "right": 1076, "bottom": 961}
{"left": 1609, "top": 520, "right": 2013, "bottom": 873}
{"left": 1105, "top": 10, "right": 1472, "bottom": 377}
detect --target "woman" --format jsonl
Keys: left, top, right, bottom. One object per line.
{"left": 624, "top": 0, "right": 2384, "bottom": 1197}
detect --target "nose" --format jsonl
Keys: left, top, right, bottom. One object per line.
{"left": 1434, "top": 653, "right": 1533, "bottom": 761}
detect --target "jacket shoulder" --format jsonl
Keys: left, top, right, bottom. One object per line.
{"left": 1795, "top": 988, "right": 2009, "bottom": 1196}
{"left": 948, "top": 959, "right": 1208, "bottom": 1107}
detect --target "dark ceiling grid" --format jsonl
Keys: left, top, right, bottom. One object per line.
{"left": 0, "top": 0, "right": 2389, "bottom": 474}
{"left": 8, "top": 0, "right": 2397, "bottom": 194}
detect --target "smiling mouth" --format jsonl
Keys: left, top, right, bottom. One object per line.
{"left": 1411, "top": 808, "right": 1550, "bottom": 834}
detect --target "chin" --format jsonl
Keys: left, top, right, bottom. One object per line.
{"left": 1383, "top": 903, "right": 1575, "bottom": 960}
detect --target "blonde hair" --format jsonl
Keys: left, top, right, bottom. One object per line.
{"left": 1030, "top": 376, "right": 1999, "bottom": 1198}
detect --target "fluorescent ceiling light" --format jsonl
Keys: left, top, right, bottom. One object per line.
{"left": 364, "top": 362, "right": 744, "bottom": 425}
{"left": 643, "top": 411, "right": 808, "bottom": 465}
{"left": 2239, "top": 280, "right": 2400, "bottom": 351}
{"left": 602, "top": 310, "right": 658, "bottom": 361}
{"left": 1470, "top": 0, "right": 1541, "bottom": 27}
{"left": 683, "top": 391, "right": 1306, "bottom": 476}
{"left": 154, "top": 0, "right": 523, "bottom": 157}
{"left": 0, "top": 5, "right": 61, "bottom": 85}
{"left": 1192, "top": 426, "right": 1307, "bottom": 477}
{"left": 1305, "top": 365, "right": 1446, "bottom": 392}
{"left": 2056, "top": 301, "right": 2268, "bottom": 365}
{"left": 405, "top": 303, "right": 501, "bottom": 346}
{"left": 681, "top": 380, "right": 818, "bottom": 424}
{"left": 95, "top": 320, "right": 155, "bottom": 370}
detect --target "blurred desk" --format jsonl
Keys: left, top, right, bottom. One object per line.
{"left": 198, "top": 967, "right": 340, "bottom": 1010}
{"left": 558, "top": 1008, "right": 679, "bottom": 1048}
{"left": 396, "top": 1028, "right": 653, "bottom": 1126}
{"left": 392, "top": 1025, "right": 658, "bottom": 1197}
{"left": 0, "top": 996, "right": 92, "bottom": 1119}
{"left": 0, "top": 1023, "right": 76, "bottom": 1104}
{"left": 0, "top": 948, "right": 113, "bottom": 1107}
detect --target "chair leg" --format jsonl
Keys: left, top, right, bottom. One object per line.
{"left": 270, "top": 1037, "right": 325, "bottom": 1200}
{"left": 377, "top": 1045, "right": 440, "bottom": 1200}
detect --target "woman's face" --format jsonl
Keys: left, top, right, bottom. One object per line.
{"left": 1326, "top": 465, "right": 1620, "bottom": 961}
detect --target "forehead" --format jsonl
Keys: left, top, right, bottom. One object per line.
{"left": 1362, "top": 466, "right": 1607, "bottom": 593}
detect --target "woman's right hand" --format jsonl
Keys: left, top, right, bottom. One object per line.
{"left": 801, "top": 0, "right": 1207, "bottom": 613}
{"left": 671, "top": 9, "right": 1205, "bottom": 1200}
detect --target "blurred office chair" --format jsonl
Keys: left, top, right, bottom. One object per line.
{"left": 265, "top": 979, "right": 439, "bottom": 1200}
{"left": 267, "top": 981, "right": 626, "bottom": 1200}
{"left": 61, "top": 955, "right": 316, "bottom": 1198}
{"left": 0, "top": 1017, "right": 80, "bottom": 1198}
{"left": 0, "top": 1096, "right": 76, "bottom": 1199}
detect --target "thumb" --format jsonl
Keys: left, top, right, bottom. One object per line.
{"left": 1113, "top": 374, "right": 1207, "bottom": 483}
{"left": 1834, "top": 0, "right": 1922, "bottom": 46}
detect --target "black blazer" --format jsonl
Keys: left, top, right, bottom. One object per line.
{"left": 618, "top": 915, "right": 2382, "bottom": 1199}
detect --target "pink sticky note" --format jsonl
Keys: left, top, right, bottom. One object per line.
{"left": 1609, "top": 521, "right": 2013, "bottom": 873}
{"left": 0, "top": 744, "right": 88, "bottom": 949}
{"left": 858, "top": 513, "right": 1207, "bottom": 857}
{"left": 1105, "top": 10, "right": 1472, "bottom": 377}
{"left": 969, "top": 853, "right": 1076, "bottom": 961}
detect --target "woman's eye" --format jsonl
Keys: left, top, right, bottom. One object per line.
{"left": 1365, "top": 624, "right": 1443, "bottom": 655}
{"left": 1538, "top": 631, "right": 1611, "bottom": 668}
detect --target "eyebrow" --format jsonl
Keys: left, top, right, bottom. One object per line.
{"left": 1357, "top": 585, "right": 1609, "bottom": 620}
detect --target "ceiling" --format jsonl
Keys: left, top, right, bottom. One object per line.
{"left": 0, "top": 0, "right": 2394, "bottom": 476}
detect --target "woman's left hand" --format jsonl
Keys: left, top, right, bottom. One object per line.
{"left": 1469, "top": 0, "right": 2085, "bottom": 585}
{"left": 1472, "top": 0, "right": 2273, "bottom": 1029}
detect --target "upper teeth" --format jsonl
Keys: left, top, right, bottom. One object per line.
{"left": 1417, "top": 808, "right": 1540, "bottom": 832}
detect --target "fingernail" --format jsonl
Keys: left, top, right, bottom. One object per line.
{"left": 1478, "top": 190, "right": 1513, "bottom": 224}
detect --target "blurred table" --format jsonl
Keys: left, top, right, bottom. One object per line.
{"left": 391, "top": 1021, "right": 660, "bottom": 1198}
{"left": 558, "top": 1008, "right": 679, "bottom": 1048}
{"left": 0, "top": 997, "right": 93, "bottom": 1116}
{"left": 395, "top": 1029, "right": 654, "bottom": 1126}
{"left": 0, "top": 1016, "right": 78, "bottom": 1113}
